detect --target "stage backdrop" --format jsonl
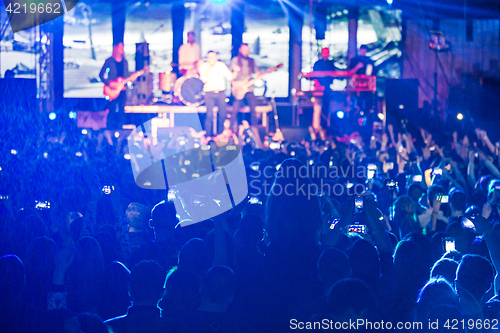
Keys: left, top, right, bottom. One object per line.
{"left": 301, "top": 6, "right": 403, "bottom": 91}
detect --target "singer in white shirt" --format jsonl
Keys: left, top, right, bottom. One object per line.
{"left": 199, "top": 51, "right": 239, "bottom": 136}
{"left": 178, "top": 31, "right": 201, "bottom": 76}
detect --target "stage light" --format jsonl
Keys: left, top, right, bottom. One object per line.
{"left": 114, "top": 131, "right": 120, "bottom": 138}
{"left": 49, "top": 112, "right": 56, "bottom": 120}
{"left": 11, "top": 149, "right": 17, "bottom": 155}
{"left": 69, "top": 111, "right": 77, "bottom": 119}
{"left": 82, "top": 129, "right": 88, "bottom": 135}
{"left": 43, "top": 152, "right": 48, "bottom": 158}
{"left": 184, "top": 160, "right": 191, "bottom": 165}
{"left": 378, "top": 113, "right": 385, "bottom": 120}
{"left": 457, "top": 113, "right": 464, "bottom": 120}
{"left": 399, "top": 104, "right": 404, "bottom": 109}
{"left": 212, "top": 0, "right": 227, "bottom": 5}
{"left": 336, "top": 111, "right": 345, "bottom": 119}
{"left": 75, "top": 152, "right": 83, "bottom": 157}
{"left": 124, "top": 154, "right": 131, "bottom": 160}
{"left": 387, "top": 0, "right": 393, "bottom": 4}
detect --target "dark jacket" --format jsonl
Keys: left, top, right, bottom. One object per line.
{"left": 105, "top": 305, "right": 181, "bottom": 333}
{"left": 99, "top": 57, "right": 130, "bottom": 86}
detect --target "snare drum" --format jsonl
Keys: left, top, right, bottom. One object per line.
{"left": 159, "top": 72, "right": 177, "bottom": 92}
{"left": 174, "top": 76, "right": 205, "bottom": 106}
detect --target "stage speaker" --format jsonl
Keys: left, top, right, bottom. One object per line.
{"left": 280, "top": 126, "right": 309, "bottom": 142}
{"left": 128, "top": 72, "right": 153, "bottom": 106}
{"left": 385, "top": 79, "right": 419, "bottom": 126}
{"left": 135, "top": 42, "right": 150, "bottom": 71}
{"left": 314, "top": 5, "right": 327, "bottom": 40}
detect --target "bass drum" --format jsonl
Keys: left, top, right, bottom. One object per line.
{"left": 174, "top": 76, "right": 205, "bottom": 106}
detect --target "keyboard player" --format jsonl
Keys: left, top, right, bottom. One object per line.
{"left": 311, "top": 47, "right": 339, "bottom": 131}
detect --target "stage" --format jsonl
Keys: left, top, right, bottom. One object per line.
{"left": 77, "top": 104, "right": 273, "bottom": 135}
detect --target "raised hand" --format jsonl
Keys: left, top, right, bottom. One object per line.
{"left": 482, "top": 202, "right": 493, "bottom": 219}
{"left": 338, "top": 196, "right": 355, "bottom": 230}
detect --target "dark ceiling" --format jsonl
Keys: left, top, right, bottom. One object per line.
{"left": 109, "top": 0, "right": 500, "bottom": 19}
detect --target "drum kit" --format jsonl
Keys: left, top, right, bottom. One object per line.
{"left": 156, "top": 67, "right": 205, "bottom": 107}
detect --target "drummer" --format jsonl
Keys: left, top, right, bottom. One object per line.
{"left": 178, "top": 31, "right": 201, "bottom": 77}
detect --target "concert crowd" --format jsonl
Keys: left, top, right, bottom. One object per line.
{"left": 1, "top": 111, "right": 500, "bottom": 333}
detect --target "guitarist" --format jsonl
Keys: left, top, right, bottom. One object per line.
{"left": 99, "top": 42, "right": 130, "bottom": 129}
{"left": 229, "top": 43, "right": 261, "bottom": 131}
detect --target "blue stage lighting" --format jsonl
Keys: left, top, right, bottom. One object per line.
{"left": 212, "top": 0, "right": 227, "bottom": 4}
{"left": 336, "top": 111, "right": 344, "bottom": 119}
{"left": 49, "top": 112, "right": 56, "bottom": 120}
{"left": 69, "top": 111, "right": 77, "bottom": 119}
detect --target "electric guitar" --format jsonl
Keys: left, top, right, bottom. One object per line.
{"left": 103, "top": 66, "right": 149, "bottom": 101}
{"left": 231, "top": 63, "right": 283, "bottom": 100}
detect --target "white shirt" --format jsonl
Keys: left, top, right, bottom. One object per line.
{"left": 199, "top": 61, "right": 233, "bottom": 92}
{"left": 418, "top": 208, "right": 449, "bottom": 228}
{"left": 178, "top": 43, "right": 201, "bottom": 70}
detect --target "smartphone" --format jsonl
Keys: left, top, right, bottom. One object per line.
{"left": 348, "top": 224, "right": 366, "bottom": 234}
{"left": 270, "top": 141, "right": 282, "bottom": 150}
{"left": 367, "top": 164, "right": 377, "bottom": 180}
{"left": 461, "top": 216, "right": 475, "bottom": 229}
{"left": 413, "top": 175, "right": 423, "bottom": 182}
{"left": 433, "top": 168, "right": 442, "bottom": 176}
{"left": 354, "top": 197, "right": 363, "bottom": 214}
{"left": 102, "top": 186, "right": 114, "bottom": 195}
{"left": 168, "top": 189, "right": 177, "bottom": 201}
{"left": 385, "top": 179, "right": 398, "bottom": 188}
{"left": 192, "top": 195, "right": 209, "bottom": 208}
{"left": 443, "top": 237, "right": 456, "bottom": 252}
{"left": 248, "top": 196, "right": 262, "bottom": 205}
{"left": 35, "top": 200, "right": 51, "bottom": 210}
{"left": 437, "top": 194, "right": 449, "bottom": 203}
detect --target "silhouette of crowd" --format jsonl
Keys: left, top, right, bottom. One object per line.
{"left": 1, "top": 120, "right": 500, "bottom": 333}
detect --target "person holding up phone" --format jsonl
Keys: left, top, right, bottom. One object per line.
{"left": 417, "top": 185, "right": 449, "bottom": 233}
